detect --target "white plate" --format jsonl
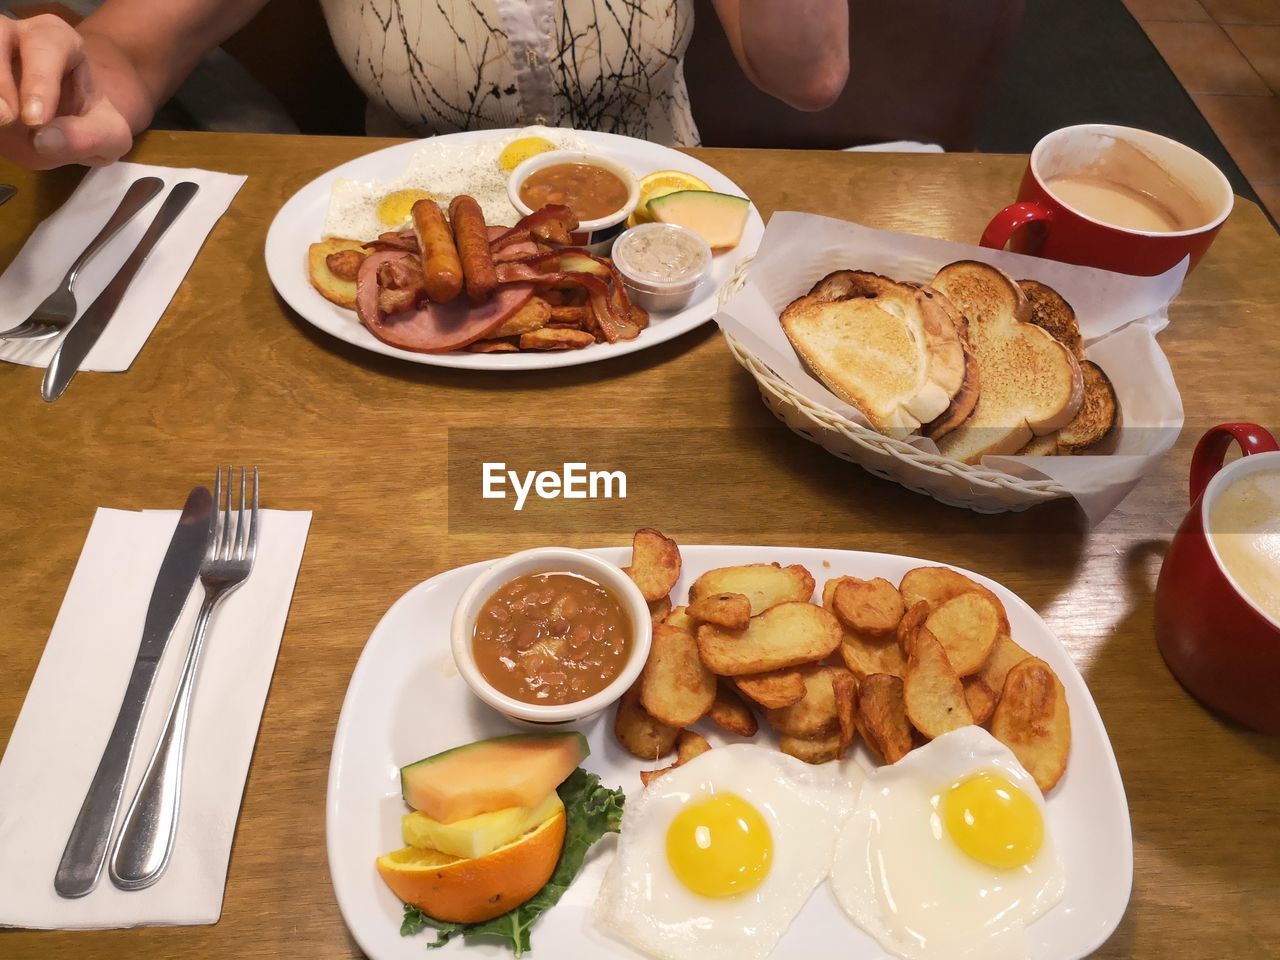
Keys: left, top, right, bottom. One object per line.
{"left": 265, "top": 130, "right": 764, "bottom": 370}
{"left": 326, "top": 547, "right": 1132, "bottom": 960}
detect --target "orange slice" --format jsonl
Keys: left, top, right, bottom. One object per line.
{"left": 376, "top": 807, "right": 566, "bottom": 923}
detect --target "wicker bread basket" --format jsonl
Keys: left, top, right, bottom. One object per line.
{"left": 717, "top": 258, "right": 1071, "bottom": 514}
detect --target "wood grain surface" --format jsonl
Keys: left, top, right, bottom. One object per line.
{"left": 1, "top": 131, "right": 1278, "bottom": 958}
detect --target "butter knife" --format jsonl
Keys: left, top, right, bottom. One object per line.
{"left": 41, "top": 181, "right": 199, "bottom": 402}
{"left": 54, "top": 485, "right": 215, "bottom": 899}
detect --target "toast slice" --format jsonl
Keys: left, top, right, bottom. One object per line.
{"left": 781, "top": 271, "right": 967, "bottom": 437}
{"left": 1018, "top": 279, "right": 1119, "bottom": 455}
{"left": 1059, "top": 360, "right": 1118, "bottom": 452}
{"left": 920, "top": 285, "right": 980, "bottom": 440}
{"left": 932, "top": 262, "right": 1084, "bottom": 464}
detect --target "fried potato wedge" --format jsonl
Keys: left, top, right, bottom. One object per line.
{"left": 640, "top": 623, "right": 716, "bottom": 728}
{"left": 519, "top": 327, "right": 595, "bottom": 350}
{"left": 833, "top": 577, "right": 905, "bottom": 638}
{"left": 989, "top": 658, "right": 1071, "bottom": 792}
{"left": 690, "top": 563, "right": 815, "bottom": 615}
{"left": 903, "top": 627, "right": 973, "bottom": 739}
{"left": 778, "top": 732, "right": 844, "bottom": 765}
{"left": 839, "top": 633, "right": 907, "bottom": 680}
{"left": 856, "top": 673, "right": 914, "bottom": 763}
{"left": 707, "top": 681, "right": 759, "bottom": 737}
{"left": 763, "top": 664, "right": 851, "bottom": 738}
{"left": 977, "top": 632, "right": 1033, "bottom": 701}
{"left": 832, "top": 671, "right": 858, "bottom": 755}
{"left": 697, "top": 602, "right": 842, "bottom": 676}
{"left": 900, "top": 566, "right": 1011, "bottom": 636}
{"left": 640, "top": 730, "right": 713, "bottom": 786}
{"left": 664, "top": 604, "right": 696, "bottom": 634}
{"left": 963, "top": 676, "right": 997, "bottom": 726}
{"left": 733, "top": 668, "right": 806, "bottom": 708}
{"left": 307, "top": 238, "right": 366, "bottom": 309}
{"left": 465, "top": 339, "right": 519, "bottom": 353}
{"left": 924, "top": 592, "right": 1000, "bottom": 676}
{"left": 626, "top": 528, "right": 682, "bottom": 603}
{"left": 688, "top": 592, "right": 751, "bottom": 630}
{"left": 648, "top": 595, "right": 672, "bottom": 621}
{"left": 489, "top": 295, "right": 551, "bottom": 338}
{"left": 895, "top": 600, "right": 932, "bottom": 658}
{"left": 614, "top": 685, "right": 678, "bottom": 760}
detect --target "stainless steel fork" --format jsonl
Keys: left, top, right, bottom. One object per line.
{"left": 109, "top": 466, "right": 260, "bottom": 890}
{"left": 0, "top": 176, "right": 163, "bottom": 341}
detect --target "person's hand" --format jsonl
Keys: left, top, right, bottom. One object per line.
{"left": 0, "top": 14, "right": 133, "bottom": 169}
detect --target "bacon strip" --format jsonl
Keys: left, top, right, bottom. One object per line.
{"left": 494, "top": 250, "right": 647, "bottom": 341}
{"left": 490, "top": 204, "right": 579, "bottom": 252}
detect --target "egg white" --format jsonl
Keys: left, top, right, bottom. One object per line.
{"left": 831, "top": 725, "right": 1066, "bottom": 960}
{"left": 321, "top": 126, "right": 592, "bottom": 240}
{"left": 594, "top": 744, "right": 860, "bottom": 960}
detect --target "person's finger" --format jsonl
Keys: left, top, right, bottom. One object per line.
{"left": 32, "top": 96, "right": 131, "bottom": 166}
{"left": 15, "top": 14, "right": 85, "bottom": 127}
{"left": 0, "top": 23, "right": 20, "bottom": 127}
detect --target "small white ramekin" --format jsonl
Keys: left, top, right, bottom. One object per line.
{"left": 507, "top": 150, "right": 640, "bottom": 255}
{"left": 450, "top": 547, "right": 652, "bottom": 725}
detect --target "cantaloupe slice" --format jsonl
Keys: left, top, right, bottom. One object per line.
{"left": 399, "top": 732, "right": 588, "bottom": 823}
{"left": 647, "top": 190, "right": 750, "bottom": 250}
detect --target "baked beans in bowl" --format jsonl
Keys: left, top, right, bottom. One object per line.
{"left": 451, "top": 547, "right": 652, "bottom": 724}
{"left": 507, "top": 151, "right": 639, "bottom": 254}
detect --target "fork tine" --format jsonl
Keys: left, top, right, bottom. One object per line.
{"left": 247, "top": 467, "right": 259, "bottom": 565}
{"left": 210, "top": 467, "right": 224, "bottom": 559}
{"left": 219, "top": 464, "right": 233, "bottom": 560}
{"left": 234, "top": 466, "right": 248, "bottom": 561}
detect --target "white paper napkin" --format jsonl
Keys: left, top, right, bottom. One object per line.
{"left": 0, "top": 505, "right": 311, "bottom": 929}
{"left": 0, "top": 162, "right": 246, "bottom": 371}
{"left": 715, "top": 212, "right": 1188, "bottom": 525}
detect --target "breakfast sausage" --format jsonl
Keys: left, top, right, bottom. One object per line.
{"left": 410, "top": 199, "right": 463, "bottom": 303}
{"left": 448, "top": 195, "right": 498, "bottom": 303}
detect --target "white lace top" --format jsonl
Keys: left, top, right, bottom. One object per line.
{"left": 319, "top": 0, "right": 700, "bottom": 146}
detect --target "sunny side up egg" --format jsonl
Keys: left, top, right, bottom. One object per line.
{"left": 321, "top": 125, "right": 590, "bottom": 241}
{"left": 831, "top": 725, "right": 1066, "bottom": 960}
{"left": 594, "top": 744, "right": 861, "bottom": 960}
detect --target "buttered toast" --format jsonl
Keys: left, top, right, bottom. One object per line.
{"left": 933, "top": 262, "right": 1084, "bottom": 464}
{"left": 780, "top": 271, "right": 971, "bottom": 438}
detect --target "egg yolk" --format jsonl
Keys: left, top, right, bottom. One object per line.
{"left": 499, "top": 136, "right": 557, "bottom": 173}
{"left": 941, "top": 771, "right": 1044, "bottom": 869}
{"left": 376, "top": 189, "right": 435, "bottom": 227}
{"left": 665, "top": 793, "right": 772, "bottom": 898}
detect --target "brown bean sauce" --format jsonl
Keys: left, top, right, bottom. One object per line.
{"left": 518, "top": 163, "right": 630, "bottom": 222}
{"left": 472, "top": 572, "right": 631, "bottom": 705}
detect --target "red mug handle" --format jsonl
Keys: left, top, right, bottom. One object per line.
{"left": 1190, "top": 422, "right": 1279, "bottom": 504}
{"left": 981, "top": 201, "right": 1054, "bottom": 251}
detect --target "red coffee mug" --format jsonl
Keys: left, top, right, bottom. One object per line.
{"left": 1155, "top": 423, "right": 1280, "bottom": 732}
{"left": 981, "top": 124, "right": 1233, "bottom": 276}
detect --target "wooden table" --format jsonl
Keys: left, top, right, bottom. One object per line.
{"left": 2, "top": 132, "right": 1278, "bottom": 959}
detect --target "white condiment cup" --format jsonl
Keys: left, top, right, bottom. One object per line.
{"left": 507, "top": 150, "right": 640, "bottom": 254}
{"left": 450, "top": 547, "right": 652, "bottom": 726}
{"left": 611, "top": 222, "right": 713, "bottom": 313}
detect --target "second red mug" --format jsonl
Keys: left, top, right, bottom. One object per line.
{"left": 981, "top": 124, "right": 1233, "bottom": 277}
{"left": 1155, "top": 423, "right": 1280, "bottom": 733}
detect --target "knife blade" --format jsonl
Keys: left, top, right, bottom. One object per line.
{"left": 54, "top": 485, "right": 214, "bottom": 899}
{"left": 41, "top": 180, "right": 200, "bottom": 402}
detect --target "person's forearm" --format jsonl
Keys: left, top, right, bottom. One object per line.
{"left": 715, "top": 0, "right": 850, "bottom": 111}
{"left": 78, "top": 0, "right": 268, "bottom": 132}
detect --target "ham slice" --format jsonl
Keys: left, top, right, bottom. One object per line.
{"left": 355, "top": 251, "right": 534, "bottom": 353}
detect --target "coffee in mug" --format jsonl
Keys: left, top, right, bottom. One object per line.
{"left": 1209, "top": 468, "right": 1280, "bottom": 623}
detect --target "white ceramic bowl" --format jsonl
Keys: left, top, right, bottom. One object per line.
{"left": 450, "top": 547, "right": 652, "bottom": 724}
{"left": 507, "top": 150, "right": 639, "bottom": 253}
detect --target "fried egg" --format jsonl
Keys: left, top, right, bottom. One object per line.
{"left": 322, "top": 126, "right": 590, "bottom": 240}
{"left": 831, "top": 725, "right": 1066, "bottom": 960}
{"left": 594, "top": 744, "right": 860, "bottom": 960}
